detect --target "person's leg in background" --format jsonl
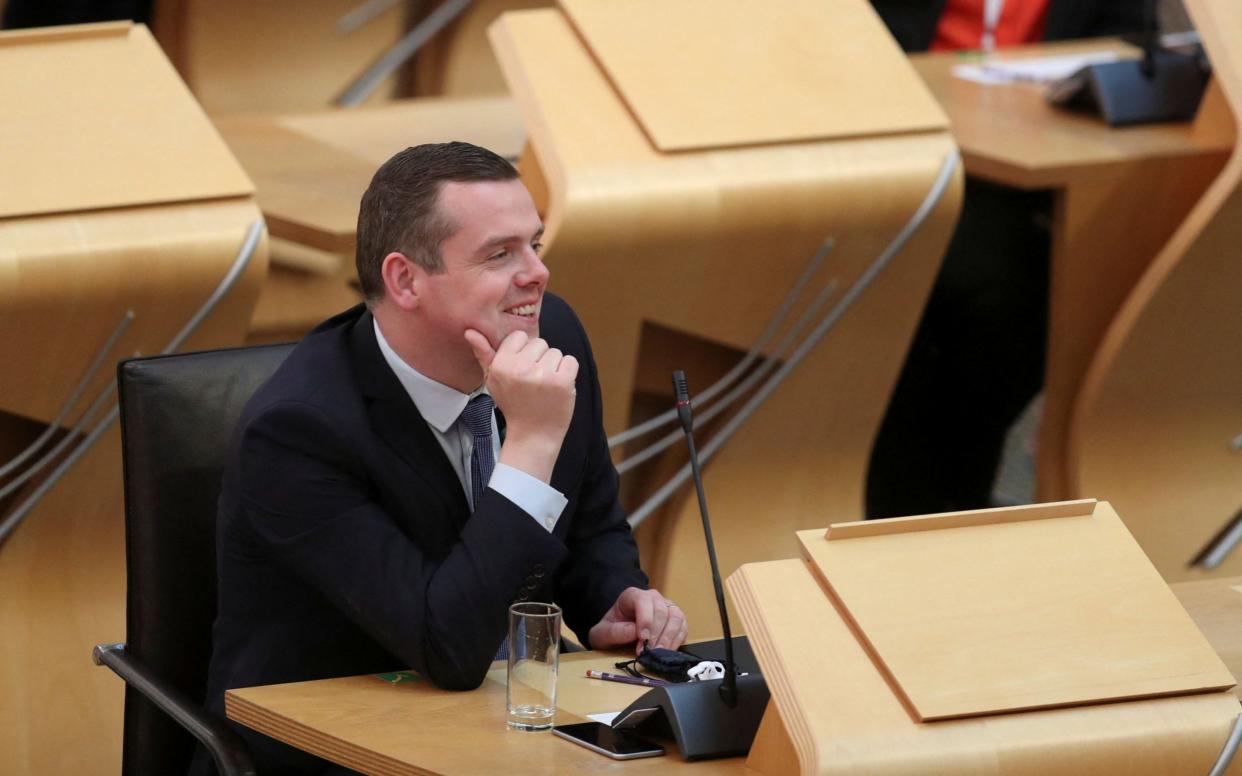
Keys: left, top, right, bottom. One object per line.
{"left": 866, "top": 178, "right": 1051, "bottom": 518}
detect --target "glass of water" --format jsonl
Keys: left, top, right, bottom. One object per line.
{"left": 507, "top": 602, "right": 561, "bottom": 730}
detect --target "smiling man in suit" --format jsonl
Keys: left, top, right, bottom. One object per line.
{"left": 196, "top": 142, "right": 686, "bottom": 775}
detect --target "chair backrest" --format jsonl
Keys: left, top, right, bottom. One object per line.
{"left": 116, "top": 343, "right": 293, "bottom": 775}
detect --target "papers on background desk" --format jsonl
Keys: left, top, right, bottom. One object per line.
{"left": 953, "top": 51, "right": 1121, "bottom": 86}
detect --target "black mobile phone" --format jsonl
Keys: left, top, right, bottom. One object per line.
{"left": 551, "top": 722, "right": 665, "bottom": 760}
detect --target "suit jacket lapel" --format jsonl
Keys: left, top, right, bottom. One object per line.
{"left": 348, "top": 311, "right": 470, "bottom": 523}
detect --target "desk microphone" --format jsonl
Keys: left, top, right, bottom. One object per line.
{"left": 610, "top": 371, "right": 768, "bottom": 760}
{"left": 673, "top": 370, "right": 738, "bottom": 706}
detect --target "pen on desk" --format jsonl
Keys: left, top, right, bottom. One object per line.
{"left": 584, "top": 670, "right": 669, "bottom": 688}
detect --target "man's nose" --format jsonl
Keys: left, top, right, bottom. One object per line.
{"left": 517, "top": 247, "right": 549, "bottom": 286}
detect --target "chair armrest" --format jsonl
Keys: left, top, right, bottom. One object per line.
{"left": 92, "top": 643, "right": 258, "bottom": 776}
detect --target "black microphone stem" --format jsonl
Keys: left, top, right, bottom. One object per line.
{"left": 673, "top": 370, "right": 738, "bottom": 706}
{"left": 1141, "top": 0, "right": 1158, "bottom": 78}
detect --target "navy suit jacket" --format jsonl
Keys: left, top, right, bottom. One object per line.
{"left": 199, "top": 293, "right": 645, "bottom": 773}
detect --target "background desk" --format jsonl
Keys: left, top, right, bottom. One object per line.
{"left": 227, "top": 650, "right": 754, "bottom": 775}
{"left": 909, "top": 40, "right": 1235, "bottom": 501}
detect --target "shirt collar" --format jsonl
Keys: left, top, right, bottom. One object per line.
{"left": 372, "top": 317, "right": 488, "bottom": 433}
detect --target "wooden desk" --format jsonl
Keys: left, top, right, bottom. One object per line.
{"left": 225, "top": 578, "right": 1241, "bottom": 774}
{"left": 213, "top": 96, "right": 526, "bottom": 342}
{"left": 216, "top": 97, "right": 525, "bottom": 255}
{"left": 1173, "top": 575, "right": 1242, "bottom": 699}
{"left": 226, "top": 650, "right": 755, "bottom": 775}
{"left": 909, "top": 41, "right": 1235, "bottom": 501}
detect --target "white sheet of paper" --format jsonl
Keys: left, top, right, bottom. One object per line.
{"left": 588, "top": 711, "right": 620, "bottom": 725}
{"left": 953, "top": 51, "right": 1122, "bottom": 86}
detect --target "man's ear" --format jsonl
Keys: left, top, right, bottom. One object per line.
{"left": 379, "top": 251, "right": 423, "bottom": 312}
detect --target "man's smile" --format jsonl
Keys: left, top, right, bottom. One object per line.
{"left": 504, "top": 302, "right": 540, "bottom": 317}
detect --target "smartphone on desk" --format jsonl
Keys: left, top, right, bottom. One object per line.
{"left": 552, "top": 722, "right": 665, "bottom": 760}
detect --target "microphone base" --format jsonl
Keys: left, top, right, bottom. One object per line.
{"left": 611, "top": 674, "right": 769, "bottom": 760}
{"left": 1048, "top": 50, "right": 1209, "bottom": 126}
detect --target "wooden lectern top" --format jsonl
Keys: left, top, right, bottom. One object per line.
{"left": 0, "top": 22, "right": 252, "bottom": 219}
{"left": 558, "top": 0, "right": 947, "bottom": 152}
{"left": 729, "top": 558, "right": 1240, "bottom": 776}
{"left": 802, "top": 500, "right": 1235, "bottom": 721}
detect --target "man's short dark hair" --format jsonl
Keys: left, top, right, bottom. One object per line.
{"left": 355, "top": 141, "right": 518, "bottom": 302}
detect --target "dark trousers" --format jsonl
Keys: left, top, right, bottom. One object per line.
{"left": 866, "top": 178, "right": 1052, "bottom": 518}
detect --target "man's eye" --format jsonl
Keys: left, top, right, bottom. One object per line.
{"left": 531, "top": 242, "right": 544, "bottom": 254}
{"left": 489, "top": 249, "right": 510, "bottom": 261}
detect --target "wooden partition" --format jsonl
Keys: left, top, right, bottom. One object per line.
{"left": 411, "top": 0, "right": 553, "bottom": 96}
{"left": 0, "top": 23, "right": 267, "bottom": 774}
{"left": 490, "top": 0, "right": 962, "bottom": 631}
{"left": 154, "top": 0, "right": 409, "bottom": 113}
{"left": 1067, "top": 0, "right": 1242, "bottom": 582}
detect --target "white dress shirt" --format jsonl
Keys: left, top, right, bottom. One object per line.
{"left": 373, "top": 318, "right": 566, "bottom": 532}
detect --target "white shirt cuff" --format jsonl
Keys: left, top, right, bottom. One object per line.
{"left": 488, "top": 463, "right": 567, "bottom": 532}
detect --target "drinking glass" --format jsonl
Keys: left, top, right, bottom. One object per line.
{"left": 506, "top": 602, "right": 561, "bottom": 730}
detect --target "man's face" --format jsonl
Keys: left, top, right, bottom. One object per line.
{"left": 417, "top": 178, "right": 548, "bottom": 351}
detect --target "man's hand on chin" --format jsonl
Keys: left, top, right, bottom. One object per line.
{"left": 588, "top": 587, "right": 688, "bottom": 655}
{"left": 465, "top": 328, "right": 578, "bottom": 485}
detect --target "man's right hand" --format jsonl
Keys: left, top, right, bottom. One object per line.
{"left": 464, "top": 329, "right": 579, "bottom": 484}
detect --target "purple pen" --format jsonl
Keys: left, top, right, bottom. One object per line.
{"left": 584, "top": 669, "right": 670, "bottom": 688}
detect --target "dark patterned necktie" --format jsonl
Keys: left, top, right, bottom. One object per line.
{"left": 461, "top": 394, "right": 509, "bottom": 660}
{"left": 460, "top": 394, "right": 496, "bottom": 511}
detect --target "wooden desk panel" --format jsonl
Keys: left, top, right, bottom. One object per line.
{"left": 560, "top": 0, "right": 946, "bottom": 151}
{"left": 227, "top": 651, "right": 756, "bottom": 775}
{"left": 803, "top": 502, "right": 1233, "bottom": 721}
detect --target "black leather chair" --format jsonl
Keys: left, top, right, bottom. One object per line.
{"left": 93, "top": 343, "right": 294, "bottom": 776}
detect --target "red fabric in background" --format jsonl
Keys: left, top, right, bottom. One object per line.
{"left": 932, "top": 0, "right": 1050, "bottom": 51}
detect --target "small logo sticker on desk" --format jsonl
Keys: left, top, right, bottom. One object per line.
{"left": 374, "top": 671, "right": 423, "bottom": 685}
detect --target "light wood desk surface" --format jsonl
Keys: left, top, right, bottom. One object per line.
{"left": 225, "top": 578, "right": 1242, "bottom": 774}
{"left": 227, "top": 650, "right": 755, "bottom": 775}
{"left": 910, "top": 40, "right": 1231, "bottom": 188}
{"left": 215, "top": 96, "right": 526, "bottom": 254}
{"left": 910, "top": 41, "right": 1235, "bottom": 501}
